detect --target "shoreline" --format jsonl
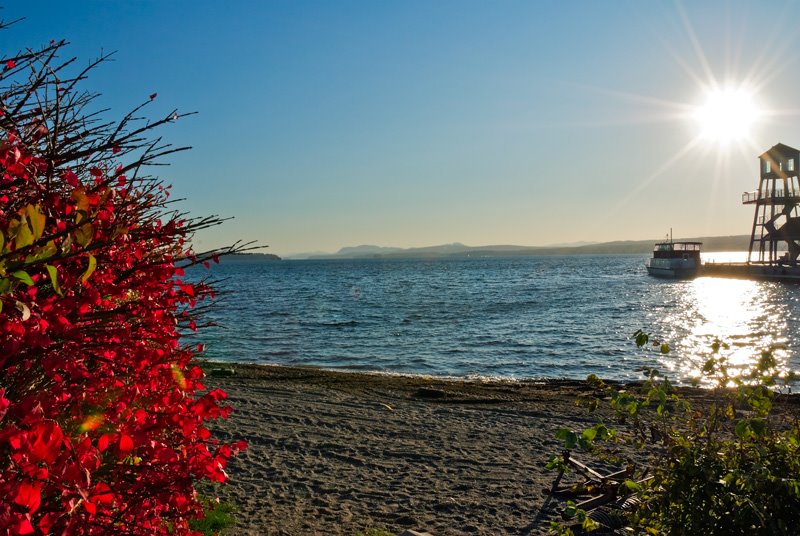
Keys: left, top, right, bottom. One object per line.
{"left": 204, "top": 364, "right": 796, "bottom": 535}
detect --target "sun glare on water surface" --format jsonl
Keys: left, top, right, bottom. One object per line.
{"left": 693, "top": 86, "right": 762, "bottom": 145}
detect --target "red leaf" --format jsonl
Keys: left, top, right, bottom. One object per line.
{"left": 112, "top": 146, "right": 121, "bottom": 154}
{"left": 61, "top": 170, "right": 78, "bottom": 186}
{"left": 117, "top": 434, "right": 134, "bottom": 456}
{"left": 14, "top": 481, "right": 41, "bottom": 513}
{"left": 0, "top": 387, "right": 9, "bottom": 422}
{"left": 90, "top": 483, "right": 114, "bottom": 505}
{"left": 39, "top": 512, "right": 58, "bottom": 534}
{"left": 149, "top": 92, "right": 157, "bottom": 100}
{"left": 28, "top": 421, "right": 63, "bottom": 464}
{"left": 83, "top": 500, "right": 97, "bottom": 515}
{"left": 15, "top": 518, "right": 34, "bottom": 535}
{"left": 5, "top": 60, "right": 16, "bottom": 69}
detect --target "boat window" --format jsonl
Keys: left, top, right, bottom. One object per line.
{"left": 764, "top": 160, "right": 771, "bottom": 173}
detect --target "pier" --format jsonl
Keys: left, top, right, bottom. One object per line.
{"left": 700, "top": 262, "right": 800, "bottom": 282}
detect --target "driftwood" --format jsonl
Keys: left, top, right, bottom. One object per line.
{"left": 545, "top": 450, "right": 651, "bottom": 534}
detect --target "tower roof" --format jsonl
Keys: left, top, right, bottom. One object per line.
{"left": 759, "top": 142, "right": 799, "bottom": 159}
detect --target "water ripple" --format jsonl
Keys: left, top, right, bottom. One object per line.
{"left": 188, "top": 256, "right": 800, "bottom": 384}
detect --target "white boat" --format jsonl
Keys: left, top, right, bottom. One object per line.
{"left": 646, "top": 241, "right": 702, "bottom": 279}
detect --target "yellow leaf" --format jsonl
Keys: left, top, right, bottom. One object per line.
{"left": 14, "top": 300, "right": 30, "bottom": 321}
{"left": 75, "top": 223, "right": 93, "bottom": 247}
{"left": 111, "top": 226, "right": 128, "bottom": 240}
{"left": 81, "top": 253, "right": 97, "bottom": 283}
{"left": 72, "top": 188, "right": 90, "bottom": 225}
{"left": 0, "top": 229, "right": 4, "bottom": 252}
{"left": 45, "top": 264, "right": 63, "bottom": 296}
{"left": 171, "top": 364, "right": 187, "bottom": 390}
{"left": 23, "top": 204, "right": 46, "bottom": 241}
{"left": 25, "top": 240, "right": 57, "bottom": 265}
{"left": 9, "top": 216, "right": 33, "bottom": 249}
{"left": 79, "top": 414, "right": 104, "bottom": 432}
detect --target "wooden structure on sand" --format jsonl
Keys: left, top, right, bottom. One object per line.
{"left": 743, "top": 143, "right": 800, "bottom": 266}
{"left": 702, "top": 142, "right": 800, "bottom": 281}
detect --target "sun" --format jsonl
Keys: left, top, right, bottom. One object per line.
{"left": 693, "top": 86, "right": 762, "bottom": 145}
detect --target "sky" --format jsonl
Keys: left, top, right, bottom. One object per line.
{"left": 6, "top": 1, "right": 800, "bottom": 256}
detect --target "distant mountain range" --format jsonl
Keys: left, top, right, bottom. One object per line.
{"left": 286, "top": 235, "right": 751, "bottom": 260}
{"left": 221, "top": 252, "right": 282, "bottom": 262}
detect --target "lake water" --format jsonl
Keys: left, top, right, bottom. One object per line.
{"left": 191, "top": 254, "right": 800, "bottom": 384}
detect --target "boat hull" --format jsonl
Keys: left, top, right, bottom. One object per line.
{"left": 646, "top": 259, "right": 699, "bottom": 279}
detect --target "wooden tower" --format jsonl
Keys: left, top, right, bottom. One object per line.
{"left": 743, "top": 143, "right": 800, "bottom": 265}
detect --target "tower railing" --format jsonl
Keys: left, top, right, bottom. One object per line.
{"left": 742, "top": 190, "right": 800, "bottom": 204}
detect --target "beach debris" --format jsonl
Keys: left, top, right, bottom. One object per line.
{"left": 208, "top": 367, "right": 236, "bottom": 377}
{"left": 399, "top": 530, "right": 434, "bottom": 536}
{"left": 380, "top": 402, "right": 394, "bottom": 411}
{"left": 413, "top": 387, "right": 447, "bottom": 399}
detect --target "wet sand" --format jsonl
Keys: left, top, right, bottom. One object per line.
{"left": 205, "top": 364, "right": 621, "bottom": 535}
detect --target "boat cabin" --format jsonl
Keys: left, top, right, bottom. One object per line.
{"left": 652, "top": 241, "right": 702, "bottom": 261}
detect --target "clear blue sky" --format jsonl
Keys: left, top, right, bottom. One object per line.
{"left": 6, "top": 1, "right": 800, "bottom": 255}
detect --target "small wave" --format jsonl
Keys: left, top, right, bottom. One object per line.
{"left": 301, "top": 320, "right": 359, "bottom": 328}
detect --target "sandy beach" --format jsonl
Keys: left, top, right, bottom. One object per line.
{"left": 205, "top": 364, "right": 624, "bottom": 535}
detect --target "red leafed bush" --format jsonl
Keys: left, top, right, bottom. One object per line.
{"left": 0, "top": 24, "right": 246, "bottom": 535}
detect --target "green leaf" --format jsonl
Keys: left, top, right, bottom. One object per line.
{"left": 634, "top": 330, "right": 649, "bottom": 348}
{"left": 624, "top": 479, "right": 642, "bottom": 492}
{"left": 578, "top": 427, "right": 602, "bottom": 448}
{"left": 11, "top": 270, "right": 34, "bottom": 286}
{"left": 556, "top": 428, "right": 578, "bottom": 449}
{"left": 45, "top": 264, "right": 62, "bottom": 296}
{"left": 0, "top": 278, "right": 10, "bottom": 294}
{"left": 750, "top": 418, "right": 767, "bottom": 436}
{"left": 545, "top": 456, "right": 564, "bottom": 470}
{"left": 81, "top": 253, "right": 97, "bottom": 283}
{"left": 593, "top": 424, "right": 610, "bottom": 440}
{"left": 735, "top": 419, "right": 750, "bottom": 439}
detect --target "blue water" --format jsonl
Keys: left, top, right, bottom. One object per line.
{"left": 190, "top": 255, "right": 800, "bottom": 384}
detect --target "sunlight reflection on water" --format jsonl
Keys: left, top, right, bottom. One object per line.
{"left": 658, "top": 277, "right": 792, "bottom": 384}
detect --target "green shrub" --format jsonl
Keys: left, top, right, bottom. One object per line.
{"left": 550, "top": 332, "right": 800, "bottom": 535}
{"left": 188, "top": 498, "right": 238, "bottom": 535}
